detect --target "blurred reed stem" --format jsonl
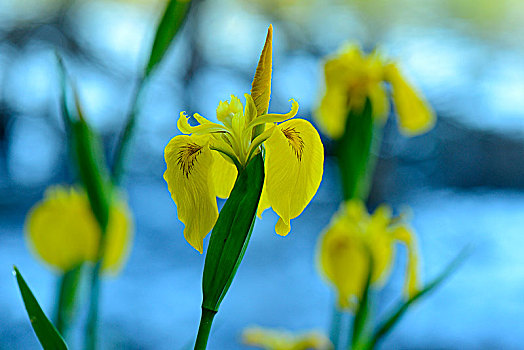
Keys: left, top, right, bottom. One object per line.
{"left": 54, "top": 265, "right": 83, "bottom": 338}
{"left": 84, "top": 262, "right": 103, "bottom": 350}
{"left": 111, "top": 75, "right": 146, "bottom": 185}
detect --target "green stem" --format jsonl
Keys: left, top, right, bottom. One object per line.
{"left": 54, "top": 265, "right": 83, "bottom": 338}
{"left": 111, "top": 75, "right": 146, "bottom": 185}
{"left": 84, "top": 262, "right": 102, "bottom": 350}
{"left": 194, "top": 307, "right": 217, "bottom": 350}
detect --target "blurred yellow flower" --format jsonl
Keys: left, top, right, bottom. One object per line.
{"left": 242, "top": 326, "right": 332, "bottom": 350}
{"left": 25, "top": 186, "right": 133, "bottom": 275}
{"left": 164, "top": 25, "right": 324, "bottom": 252}
{"left": 315, "top": 44, "right": 435, "bottom": 139}
{"left": 318, "top": 200, "right": 420, "bottom": 310}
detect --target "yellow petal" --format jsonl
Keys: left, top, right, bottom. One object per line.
{"left": 265, "top": 119, "right": 324, "bottom": 235}
{"left": 163, "top": 135, "right": 218, "bottom": 253}
{"left": 25, "top": 186, "right": 99, "bottom": 272}
{"left": 318, "top": 220, "right": 366, "bottom": 310}
{"left": 211, "top": 151, "right": 238, "bottom": 199}
{"left": 251, "top": 25, "right": 273, "bottom": 116}
{"left": 393, "top": 225, "right": 421, "bottom": 297}
{"left": 257, "top": 184, "right": 271, "bottom": 218}
{"left": 385, "top": 64, "right": 435, "bottom": 136}
{"left": 367, "top": 205, "right": 395, "bottom": 285}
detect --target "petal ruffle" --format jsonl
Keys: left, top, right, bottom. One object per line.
{"left": 164, "top": 135, "right": 218, "bottom": 253}
{"left": 264, "top": 119, "right": 324, "bottom": 236}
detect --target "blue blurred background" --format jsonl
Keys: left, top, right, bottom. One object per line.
{"left": 1, "top": 0, "right": 524, "bottom": 348}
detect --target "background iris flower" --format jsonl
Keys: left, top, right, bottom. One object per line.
{"left": 25, "top": 185, "right": 133, "bottom": 275}
{"left": 318, "top": 200, "right": 419, "bottom": 310}
{"left": 315, "top": 44, "right": 435, "bottom": 139}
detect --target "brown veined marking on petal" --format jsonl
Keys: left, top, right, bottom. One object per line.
{"left": 281, "top": 126, "right": 305, "bottom": 161}
{"left": 176, "top": 142, "right": 204, "bottom": 178}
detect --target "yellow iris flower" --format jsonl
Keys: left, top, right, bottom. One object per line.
{"left": 318, "top": 200, "right": 420, "bottom": 310}
{"left": 25, "top": 186, "right": 133, "bottom": 275}
{"left": 316, "top": 44, "right": 435, "bottom": 139}
{"left": 242, "top": 327, "right": 331, "bottom": 350}
{"left": 164, "top": 25, "right": 324, "bottom": 253}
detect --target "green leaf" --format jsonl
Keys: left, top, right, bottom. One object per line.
{"left": 367, "top": 248, "right": 469, "bottom": 349}
{"left": 336, "top": 99, "right": 374, "bottom": 201}
{"left": 202, "top": 152, "right": 265, "bottom": 312}
{"left": 13, "top": 266, "right": 69, "bottom": 350}
{"left": 351, "top": 250, "right": 373, "bottom": 350}
{"left": 145, "top": 0, "right": 192, "bottom": 78}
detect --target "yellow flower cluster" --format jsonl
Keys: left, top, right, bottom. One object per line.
{"left": 315, "top": 44, "right": 435, "bottom": 139}
{"left": 25, "top": 186, "right": 133, "bottom": 275}
{"left": 318, "top": 200, "right": 420, "bottom": 310}
{"left": 243, "top": 326, "right": 332, "bottom": 350}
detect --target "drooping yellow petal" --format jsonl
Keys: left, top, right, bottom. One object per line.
{"left": 163, "top": 135, "right": 218, "bottom": 253}
{"left": 264, "top": 119, "right": 324, "bottom": 236}
{"left": 315, "top": 87, "right": 347, "bottom": 139}
{"left": 318, "top": 219, "right": 366, "bottom": 309}
{"left": 393, "top": 225, "right": 421, "bottom": 297}
{"left": 211, "top": 151, "right": 238, "bottom": 199}
{"left": 242, "top": 326, "right": 331, "bottom": 350}
{"left": 25, "top": 186, "right": 133, "bottom": 274}
{"left": 26, "top": 187, "right": 99, "bottom": 272}
{"left": 251, "top": 24, "right": 273, "bottom": 116}
{"left": 385, "top": 64, "right": 435, "bottom": 136}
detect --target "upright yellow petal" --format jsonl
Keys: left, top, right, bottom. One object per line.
{"left": 265, "top": 119, "right": 324, "bottom": 236}
{"left": 385, "top": 64, "right": 435, "bottom": 136}
{"left": 164, "top": 135, "right": 218, "bottom": 253}
{"left": 251, "top": 25, "right": 273, "bottom": 117}
{"left": 101, "top": 195, "right": 134, "bottom": 275}
{"left": 26, "top": 187, "right": 99, "bottom": 272}
{"left": 211, "top": 151, "right": 238, "bottom": 199}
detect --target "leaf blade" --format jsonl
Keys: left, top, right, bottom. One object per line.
{"left": 368, "top": 248, "right": 470, "bottom": 348}
{"left": 13, "top": 266, "right": 68, "bottom": 350}
{"left": 145, "top": 0, "right": 192, "bottom": 78}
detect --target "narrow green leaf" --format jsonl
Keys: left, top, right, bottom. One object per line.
{"left": 351, "top": 251, "right": 373, "bottom": 350}
{"left": 145, "top": 0, "right": 192, "bottom": 78}
{"left": 13, "top": 266, "right": 69, "bottom": 350}
{"left": 368, "top": 248, "right": 470, "bottom": 349}
{"left": 336, "top": 99, "right": 374, "bottom": 201}
{"left": 70, "top": 94, "right": 112, "bottom": 234}
{"left": 202, "top": 152, "right": 265, "bottom": 312}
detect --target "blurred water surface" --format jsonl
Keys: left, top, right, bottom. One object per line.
{"left": 1, "top": 0, "right": 524, "bottom": 348}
